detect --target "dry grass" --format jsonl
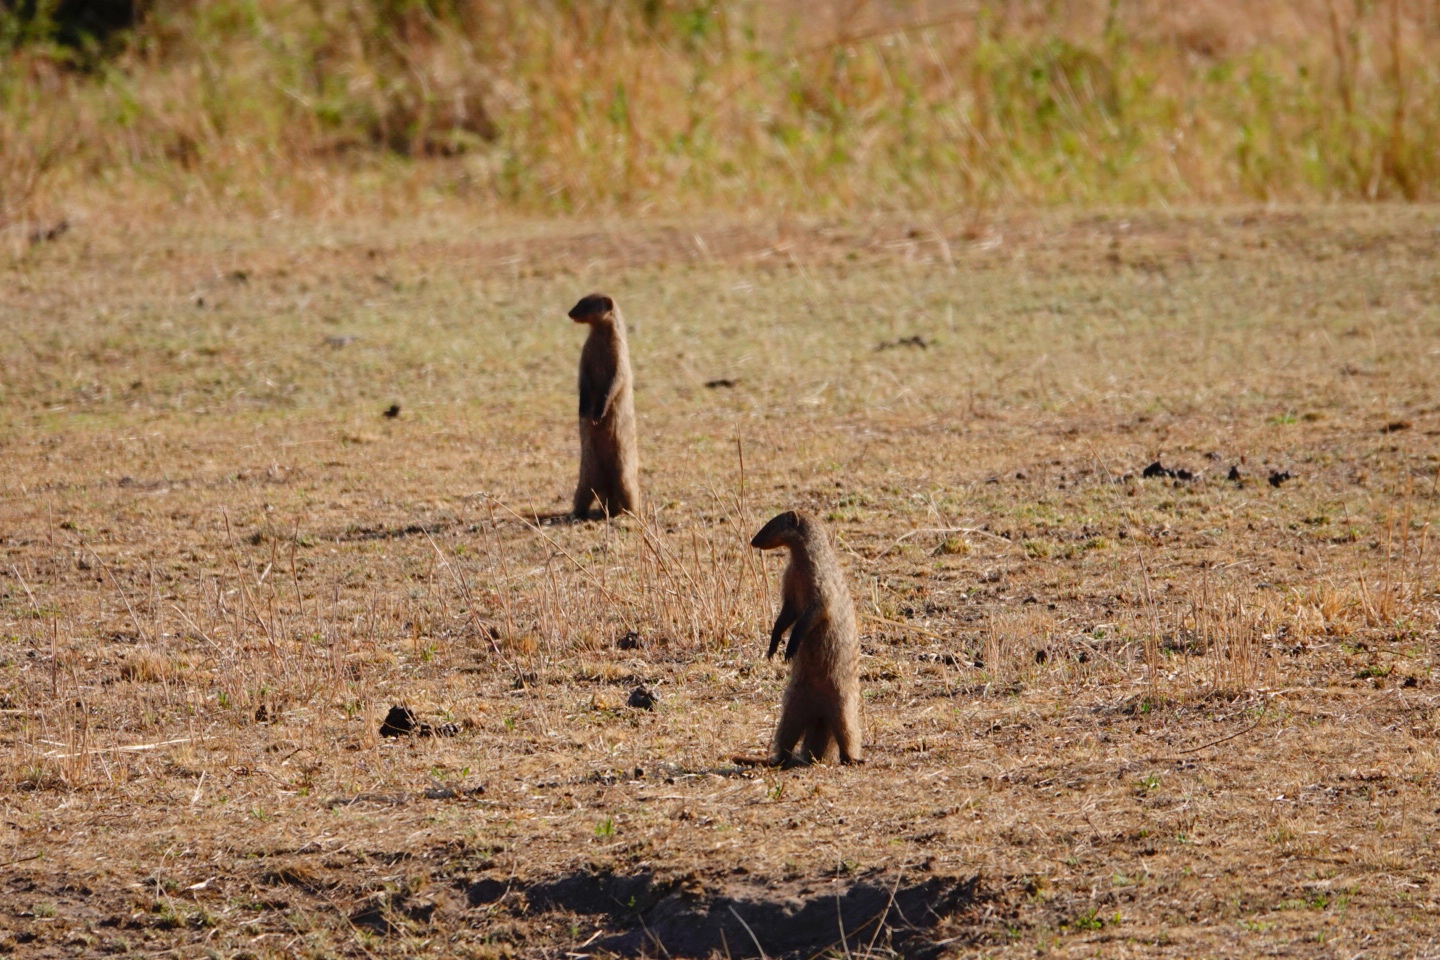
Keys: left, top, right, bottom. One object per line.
{"left": 5, "top": 0, "right": 1440, "bottom": 222}
{"left": 1, "top": 206, "right": 1439, "bottom": 956}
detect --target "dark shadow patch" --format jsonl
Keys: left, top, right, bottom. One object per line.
{"left": 29, "top": 220, "right": 70, "bottom": 245}
{"left": 466, "top": 878, "right": 509, "bottom": 907}
{"left": 566, "top": 505, "right": 642, "bottom": 523}
{"left": 515, "top": 868, "right": 986, "bottom": 958}
{"left": 259, "top": 865, "right": 333, "bottom": 895}
{"left": 527, "top": 511, "right": 589, "bottom": 526}
{"left": 877, "top": 335, "right": 930, "bottom": 351}
{"left": 350, "top": 894, "right": 436, "bottom": 936}
{"left": 335, "top": 522, "right": 449, "bottom": 542}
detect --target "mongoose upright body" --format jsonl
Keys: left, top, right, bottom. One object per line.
{"left": 569, "top": 293, "right": 640, "bottom": 518}
{"left": 750, "top": 510, "right": 863, "bottom": 766}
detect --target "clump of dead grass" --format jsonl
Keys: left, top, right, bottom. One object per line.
{"left": 117, "top": 647, "right": 188, "bottom": 683}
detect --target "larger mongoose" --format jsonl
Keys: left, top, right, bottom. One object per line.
{"left": 568, "top": 293, "right": 640, "bottom": 519}
{"left": 749, "top": 510, "right": 863, "bottom": 766}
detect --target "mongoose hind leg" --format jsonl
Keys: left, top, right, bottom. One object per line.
{"left": 598, "top": 467, "right": 639, "bottom": 517}
{"left": 770, "top": 694, "right": 813, "bottom": 768}
{"left": 832, "top": 700, "right": 864, "bottom": 764}
{"left": 596, "top": 481, "right": 624, "bottom": 519}
{"left": 573, "top": 484, "right": 596, "bottom": 519}
{"left": 801, "top": 718, "right": 837, "bottom": 765}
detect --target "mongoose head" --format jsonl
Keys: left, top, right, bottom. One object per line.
{"left": 750, "top": 510, "right": 807, "bottom": 550}
{"left": 568, "top": 293, "right": 617, "bottom": 325}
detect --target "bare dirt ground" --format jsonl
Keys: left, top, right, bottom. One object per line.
{"left": 1, "top": 206, "right": 1438, "bottom": 958}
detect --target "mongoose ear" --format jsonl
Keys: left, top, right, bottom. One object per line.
{"left": 568, "top": 293, "right": 615, "bottom": 320}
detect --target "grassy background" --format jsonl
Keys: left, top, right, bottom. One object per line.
{"left": 3, "top": 0, "right": 1440, "bottom": 222}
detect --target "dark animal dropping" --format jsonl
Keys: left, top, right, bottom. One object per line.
{"left": 627, "top": 686, "right": 658, "bottom": 710}
{"left": 380, "top": 704, "right": 461, "bottom": 737}
{"left": 1142, "top": 461, "right": 1197, "bottom": 481}
{"left": 380, "top": 705, "right": 417, "bottom": 737}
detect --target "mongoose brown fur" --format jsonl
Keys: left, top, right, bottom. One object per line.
{"left": 568, "top": 293, "right": 641, "bottom": 519}
{"left": 746, "top": 510, "right": 863, "bottom": 767}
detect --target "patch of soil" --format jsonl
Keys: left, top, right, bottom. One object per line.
{"left": 503, "top": 868, "right": 988, "bottom": 958}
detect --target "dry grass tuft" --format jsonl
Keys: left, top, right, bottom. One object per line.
{"left": 117, "top": 647, "right": 187, "bottom": 683}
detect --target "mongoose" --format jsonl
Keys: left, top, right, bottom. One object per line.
{"left": 568, "top": 293, "right": 641, "bottom": 519}
{"left": 747, "top": 510, "right": 863, "bottom": 767}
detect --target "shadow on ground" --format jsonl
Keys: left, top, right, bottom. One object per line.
{"left": 468, "top": 868, "right": 987, "bottom": 958}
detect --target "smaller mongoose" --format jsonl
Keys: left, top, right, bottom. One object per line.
{"left": 748, "top": 510, "right": 863, "bottom": 766}
{"left": 568, "top": 293, "right": 640, "bottom": 519}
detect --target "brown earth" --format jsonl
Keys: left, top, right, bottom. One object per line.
{"left": 1, "top": 206, "right": 1438, "bottom": 957}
